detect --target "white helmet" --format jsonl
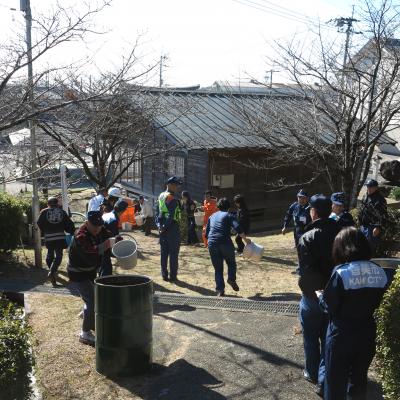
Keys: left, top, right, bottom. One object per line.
{"left": 108, "top": 187, "right": 122, "bottom": 198}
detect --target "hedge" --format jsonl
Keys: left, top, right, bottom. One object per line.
{"left": 0, "top": 298, "right": 33, "bottom": 399}
{"left": 0, "top": 192, "right": 26, "bottom": 251}
{"left": 376, "top": 269, "right": 400, "bottom": 400}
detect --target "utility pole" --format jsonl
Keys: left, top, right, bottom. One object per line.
{"left": 21, "top": 0, "right": 42, "bottom": 267}
{"left": 265, "top": 69, "right": 279, "bottom": 88}
{"left": 159, "top": 54, "right": 168, "bottom": 88}
{"left": 329, "top": 7, "right": 360, "bottom": 69}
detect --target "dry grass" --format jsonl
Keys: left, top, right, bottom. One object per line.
{"left": 28, "top": 293, "right": 146, "bottom": 400}
{"left": 3, "top": 231, "right": 300, "bottom": 299}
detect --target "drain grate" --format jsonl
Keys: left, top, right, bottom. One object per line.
{"left": 0, "top": 281, "right": 299, "bottom": 316}
{"left": 154, "top": 293, "right": 299, "bottom": 316}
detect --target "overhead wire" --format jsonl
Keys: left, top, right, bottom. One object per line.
{"left": 231, "top": 0, "right": 338, "bottom": 31}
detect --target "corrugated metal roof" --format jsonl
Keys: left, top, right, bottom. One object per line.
{"left": 139, "top": 89, "right": 395, "bottom": 150}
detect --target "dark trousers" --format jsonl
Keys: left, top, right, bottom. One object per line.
{"left": 235, "top": 235, "right": 245, "bottom": 253}
{"left": 143, "top": 216, "right": 153, "bottom": 236}
{"left": 99, "top": 256, "right": 112, "bottom": 276}
{"left": 208, "top": 242, "right": 237, "bottom": 292}
{"left": 324, "top": 322, "right": 376, "bottom": 400}
{"left": 160, "top": 223, "right": 180, "bottom": 279}
{"left": 46, "top": 244, "right": 64, "bottom": 274}
{"left": 70, "top": 280, "right": 95, "bottom": 332}
{"left": 360, "top": 225, "right": 380, "bottom": 256}
{"left": 299, "top": 295, "right": 328, "bottom": 385}
{"left": 187, "top": 216, "right": 198, "bottom": 245}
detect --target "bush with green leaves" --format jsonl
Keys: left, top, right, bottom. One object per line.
{"left": 389, "top": 186, "right": 400, "bottom": 201}
{"left": 0, "top": 192, "right": 26, "bottom": 251}
{"left": 353, "top": 205, "right": 400, "bottom": 257}
{"left": 376, "top": 270, "right": 400, "bottom": 400}
{"left": 0, "top": 298, "right": 33, "bottom": 399}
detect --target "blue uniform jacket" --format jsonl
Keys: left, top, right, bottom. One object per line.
{"left": 206, "top": 211, "right": 243, "bottom": 245}
{"left": 329, "top": 211, "right": 355, "bottom": 228}
{"left": 283, "top": 202, "right": 311, "bottom": 233}
{"left": 320, "top": 260, "right": 388, "bottom": 327}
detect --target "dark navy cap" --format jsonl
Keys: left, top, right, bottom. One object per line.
{"left": 167, "top": 176, "right": 183, "bottom": 185}
{"left": 47, "top": 196, "right": 58, "bottom": 206}
{"left": 331, "top": 192, "right": 345, "bottom": 206}
{"left": 309, "top": 194, "right": 332, "bottom": 215}
{"left": 114, "top": 199, "right": 128, "bottom": 213}
{"left": 297, "top": 189, "right": 308, "bottom": 197}
{"left": 365, "top": 179, "right": 378, "bottom": 187}
{"left": 87, "top": 210, "right": 104, "bottom": 226}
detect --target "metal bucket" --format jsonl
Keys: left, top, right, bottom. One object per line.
{"left": 95, "top": 275, "right": 153, "bottom": 376}
{"left": 112, "top": 238, "right": 137, "bottom": 269}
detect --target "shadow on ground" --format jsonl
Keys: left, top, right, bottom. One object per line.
{"left": 111, "top": 359, "right": 226, "bottom": 399}
{"left": 249, "top": 292, "right": 302, "bottom": 302}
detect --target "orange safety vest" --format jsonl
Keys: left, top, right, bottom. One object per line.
{"left": 118, "top": 197, "right": 136, "bottom": 228}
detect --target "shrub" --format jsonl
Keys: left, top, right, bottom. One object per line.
{"left": 389, "top": 187, "right": 400, "bottom": 200}
{"left": 0, "top": 298, "right": 33, "bottom": 399}
{"left": 376, "top": 270, "right": 400, "bottom": 400}
{"left": 0, "top": 192, "right": 26, "bottom": 251}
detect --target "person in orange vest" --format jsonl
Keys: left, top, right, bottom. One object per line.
{"left": 202, "top": 190, "right": 218, "bottom": 247}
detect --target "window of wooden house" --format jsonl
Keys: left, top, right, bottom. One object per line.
{"left": 119, "top": 149, "right": 142, "bottom": 186}
{"left": 167, "top": 155, "right": 185, "bottom": 177}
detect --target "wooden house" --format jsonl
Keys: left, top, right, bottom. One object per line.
{"left": 119, "top": 87, "right": 397, "bottom": 231}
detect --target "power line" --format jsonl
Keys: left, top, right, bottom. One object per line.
{"left": 232, "top": 0, "right": 337, "bottom": 31}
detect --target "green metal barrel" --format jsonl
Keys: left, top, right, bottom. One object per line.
{"left": 95, "top": 275, "right": 153, "bottom": 376}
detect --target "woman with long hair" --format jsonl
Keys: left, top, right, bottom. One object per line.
{"left": 317, "top": 227, "right": 388, "bottom": 399}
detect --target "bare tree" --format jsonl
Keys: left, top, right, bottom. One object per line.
{"left": 0, "top": 1, "right": 120, "bottom": 133}
{"left": 232, "top": 0, "right": 400, "bottom": 207}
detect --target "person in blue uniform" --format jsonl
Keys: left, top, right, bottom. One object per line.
{"left": 359, "top": 179, "right": 387, "bottom": 255}
{"left": 282, "top": 189, "right": 311, "bottom": 248}
{"left": 316, "top": 227, "right": 388, "bottom": 399}
{"left": 156, "top": 176, "right": 183, "bottom": 282}
{"left": 99, "top": 199, "right": 128, "bottom": 276}
{"left": 329, "top": 192, "right": 355, "bottom": 228}
{"left": 206, "top": 198, "right": 251, "bottom": 296}
{"left": 297, "top": 194, "right": 341, "bottom": 395}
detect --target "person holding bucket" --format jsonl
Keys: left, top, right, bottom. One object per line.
{"left": 67, "top": 211, "right": 113, "bottom": 346}
{"left": 156, "top": 176, "right": 183, "bottom": 282}
{"left": 206, "top": 198, "right": 251, "bottom": 296}
{"left": 99, "top": 199, "right": 128, "bottom": 276}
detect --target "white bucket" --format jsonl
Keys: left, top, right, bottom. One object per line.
{"left": 194, "top": 211, "right": 204, "bottom": 226}
{"left": 112, "top": 239, "right": 137, "bottom": 269}
{"left": 122, "top": 222, "right": 133, "bottom": 231}
{"left": 135, "top": 214, "right": 144, "bottom": 227}
{"left": 243, "top": 241, "right": 264, "bottom": 261}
